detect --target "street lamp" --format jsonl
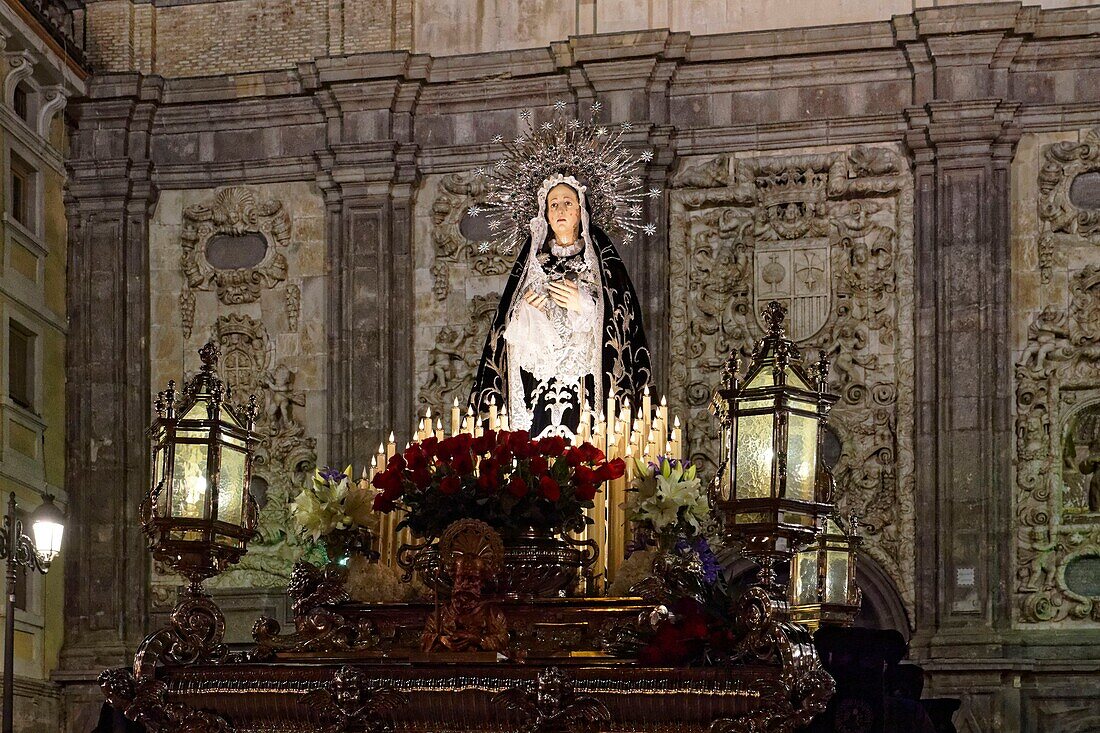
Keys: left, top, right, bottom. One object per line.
{"left": 790, "top": 514, "right": 863, "bottom": 631}
{"left": 716, "top": 300, "right": 838, "bottom": 596}
{"left": 2, "top": 491, "right": 65, "bottom": 733}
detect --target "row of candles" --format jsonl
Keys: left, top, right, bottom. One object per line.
{"left": 358, "top": 386, "right": 683, "bottom": 587}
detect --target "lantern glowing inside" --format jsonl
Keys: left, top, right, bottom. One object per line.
{"left": 143, "top": 342, "right": 259, "bottom": 585}
{"left": 29, "top": 494, "right": 65, "bottom": 568}
{"left": 716, "top": 300, "right": 838, "bottom": 593}
{"left": 790, "top": 515, "right": 863, "bottom": 631}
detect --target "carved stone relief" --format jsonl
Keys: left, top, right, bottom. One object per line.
{"left": 668, "top": 145, "right": 915, "bottom": 611}
{"left": 416, "top": 172, "right": 512, "bottom": 414}
{"left": 150, "top": 183, "right": 328, "bottom": 606}
{"left": 180, "top": 186, "right": 292, "bottom": 309}
{"left": 1038, "top": 128, "right": 1100, "bottom": 283}
{"left": 1014, "top": 265, "right": 1100, "bottom": 623}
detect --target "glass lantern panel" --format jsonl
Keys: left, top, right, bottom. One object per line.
{"left": 784, "top": 413, "right": 818, "bottom": 502}
{"left": 220, "top": 430, "right": 247, "bottom": 449}
{"left": 216, "top": 446, "right": 247, "bottom": 526}
{"left": 784, "top": 367, "right": 811, "bottom": 391}
{"left": 734, "top": 413, "right": 775, "bottom": 498}
{"left": 736, "top": 398, "right": 775, "bottom": 412}
{"left": 182, "top": 402, "right": 209, "bottom": 420}
{"left": 170, "top": 442, "right": 210, "bottom": 519}
{"left": 793, "top": 551, "right": 818, "bottom": 605}
{"left": 788, "top": 397, "right": 818, "bottom": 415}
{"left": 745, "top": 367, "right": 774, "bottom": 389}
{"left": 824, "top": 517, "right": 841, "bottom": 535}
{"left": 825, "top": 549, "right": 850, "bottom": 603}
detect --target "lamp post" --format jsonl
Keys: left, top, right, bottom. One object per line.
{"left": 136, "top": 341, "right": 259, "bottom": 679}
{"left": 1, "top": 491, "right": 64, "bottom": 733}
{"left": 789, "top": 513, "right": 863, "bottom": 631}
{"left": 716, "top": 300, "right": 838, "bottom": 597}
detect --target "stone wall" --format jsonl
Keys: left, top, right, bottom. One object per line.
{"left": 82, "top": 0, "right": 1100, "bottom": 70}
{"left": 61, "top": 3, "right": 1100, "bottom": 731}
{"left": 148, "top": 182, "right": 328, "bottom": 609}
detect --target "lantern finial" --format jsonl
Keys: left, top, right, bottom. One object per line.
{"left": 198, "top": 341, "right": 220, "bottom": 372}
{"left": 761, "top": 300, "right": 787, "bottom": 337}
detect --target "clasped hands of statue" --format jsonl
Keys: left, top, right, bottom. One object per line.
{"left": 524, "top": 278, "right": 584, "bottom": 312}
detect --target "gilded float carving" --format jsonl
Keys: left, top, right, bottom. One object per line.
{"left": 668, "top": 146, "right": 914, "bottom": 611}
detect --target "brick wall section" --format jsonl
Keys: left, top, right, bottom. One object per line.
{"left": 343, "top": 0, "right": 413, "bottom": 54}
{"left": 156, "top": 0, "right": 328, "bottom": 77}
{"left": 86, "top": 0, "right": 134, "bottom": 72}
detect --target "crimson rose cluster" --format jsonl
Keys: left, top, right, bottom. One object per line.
{"left": 372, "top": 429, "right": 625, "bottom": 539}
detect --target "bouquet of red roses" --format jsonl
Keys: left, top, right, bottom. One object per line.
{"left": 371, "top": 429, "right": 625, "bottom": 539}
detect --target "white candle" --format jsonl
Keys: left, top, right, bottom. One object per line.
{"left": 451, "top": 398, "right": 461, "bottom": 437}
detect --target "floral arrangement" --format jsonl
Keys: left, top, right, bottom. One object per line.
{"left": 625, "top": 456, "right": 711, "bottom": 543}
{"left": 291, "top": 466, "right": 378, "bottom": 563}
{"left": 371, "top": 429, "right": 625, "bottom": 539}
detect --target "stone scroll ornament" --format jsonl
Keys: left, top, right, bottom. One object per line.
{"left": 179, "top": 186, "right": 292, "bottom": 312}
{"left": 1038, "top": 127, "right": 1100, "bottom": 284}
{"left": 668, "top": 146, "right": 915, "bottom": 611}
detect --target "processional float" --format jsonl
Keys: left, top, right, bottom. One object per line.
{"left": 100, "top": 104, "right": 861, "bottom": 733}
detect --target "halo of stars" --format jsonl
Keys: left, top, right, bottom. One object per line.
{"left": 474, "top": 100, "right": 661, "bottom": 252}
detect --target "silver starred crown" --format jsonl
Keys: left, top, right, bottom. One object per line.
{"left": 475, "top": 101, "right": 659, "bottom": 252}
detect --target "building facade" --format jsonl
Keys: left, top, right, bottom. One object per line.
{"left": 0, "top": 0, "right": 86, "bottom": 730}
{"left": 55, "top": 1, "right": 1100, "bottom": 731}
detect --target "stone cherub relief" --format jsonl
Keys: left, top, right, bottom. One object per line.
{"left": 669, "top": 145, "right": 915, "bottom": 611}
{"left": 420, "top": 172, "right": 512, "bottom": 414}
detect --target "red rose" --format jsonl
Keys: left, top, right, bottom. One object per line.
{"left": 576, "top": 482, "right": 598, "bottom": 501}
{"left": 451, "top": 433, "right": 473, "bottom": 454}
{"left": 597, "top": 458, "right": 626, "bottom": 482}
{"left": 477, "top": 459, "right": 500, "bottom": 491}
{"left": 575, "top": 442, "right": 605, "bottom": 464}
{"left": 575, "top": 465, "right": 598, "bottom": 484}
{"left": 473, "top": 429, "right": 497, "bottom": 454}
{"left": 452, "top": 452, "right": 474, "bottom": 476}
{"left": 529, "top": 456, "right": 549, "bottom": 477}
{"left": 539, "top": 475, "right": 561, "bottom": 501}
{"left": 506, "top": 430, "right": 531, "bottom": 452}
{"left": 411, "top": 467, "right": 432, "bottom": 488}
{"left": 420, "top": 436, "right": 439, "bottom": 458}
{"left": 538, "top": 436, "right": 566, "bottom": 456}
{"left": 404, "top": 444, "right": 426, "bottom": 470}
{"left": 372, "top": 469, "right": 400, "bottom": 492}
{"left": 386, "top": 454, "right": 407, "bottom": 472}
{"left": 507, "top": 476, "right": 528, "bottom": 498}
{"left": 372, "top": 493, "right": 396, "bottom": 512}
{"left": 440, "top": 474, "right": 461, "bottom": 495}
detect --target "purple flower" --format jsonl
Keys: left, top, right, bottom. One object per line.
{"left": 675, "top": 536, "right": 721, "bottom": 585}
{"left": 693, "top": 536, "right": 721, "bottom": 584}
{"left": 319, "top": 466, "right": 347, "bottom": 484}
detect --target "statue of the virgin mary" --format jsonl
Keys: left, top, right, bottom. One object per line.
{"left": 470, "top": 105, "right": 653, "bottom": 439}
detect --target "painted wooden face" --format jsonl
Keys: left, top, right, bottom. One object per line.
{"left": 546, "top": 183, "right": 581, "bottom": 244}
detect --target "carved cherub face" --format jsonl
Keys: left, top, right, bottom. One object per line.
{"left": 546, "top": 183, "right": 581, "bottom": 244}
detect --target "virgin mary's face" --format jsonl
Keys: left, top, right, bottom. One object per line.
{"left": 546, "top": 183, "right": 581, "bottom": 244}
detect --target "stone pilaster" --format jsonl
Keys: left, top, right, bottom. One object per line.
{"left": 57, "top": 73, "right": 163, "bottom": 731}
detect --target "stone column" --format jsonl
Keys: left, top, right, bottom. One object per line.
{"left": 57, "top": 74, "right": 162, "bottom": 732}
{"left": 906, "top": 99, "right": 1020, "bottom": 649}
